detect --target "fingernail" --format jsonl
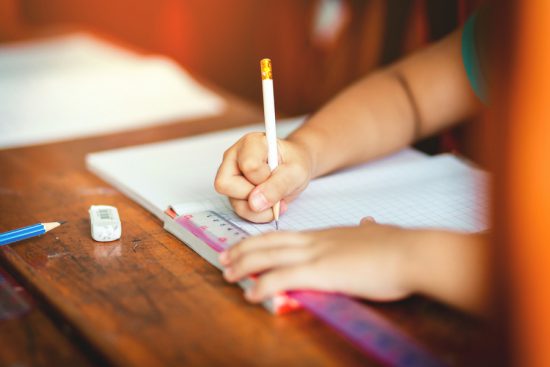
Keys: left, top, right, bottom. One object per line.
{"left": 360, "top": 216, "right": 376, "bottom": 225}
{"left": 219, "top": 251, "right": 230, "bottom": 265}
{"left": 223, "top": 268, "right": 234, "bottom": 281}
{"left": 280, "top": 201, "right": 288, "bottom": 215}
{"left": 250, "top": 191, "right": 270, "bottom": 211}
{"left": 244, "top": 288, "right": 256, "bottom": 301}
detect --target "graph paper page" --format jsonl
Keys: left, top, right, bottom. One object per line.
{"left": 172, "top": 154, "right": 488, "bottom": 235}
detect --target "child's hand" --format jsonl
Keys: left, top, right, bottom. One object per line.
{"left": 214, "top": 132, "right": 313, "bottom": 223}
{"left": 219, "top": 218, "right": 419, "bottom": 303}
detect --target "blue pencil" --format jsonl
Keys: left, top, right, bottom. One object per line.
{"left": 0, "top": 221, "right": 66, "bottom": 246}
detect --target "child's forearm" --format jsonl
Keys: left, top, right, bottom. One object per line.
{"left": 288, "top": 70, "right": 417, "bottom": 178}
{"left": 405, "top": 230, "right": 490, "bottom": 315}
{"left": 289, "top": 71, "right": 413, "bottom": 177}
{"left": 288, "top": 29, "right": 481, "bottom": 178}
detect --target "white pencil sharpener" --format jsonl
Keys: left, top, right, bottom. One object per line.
{"left": 89, "top": 205, "right": 122, "bottom": 242}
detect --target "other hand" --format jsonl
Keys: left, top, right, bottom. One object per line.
{"left": 219, "top": 217, "right": 418, "bottom": 303}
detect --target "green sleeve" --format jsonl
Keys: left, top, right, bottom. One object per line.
{"left": 462, "top": 12, "right": 488, "bottom": 103}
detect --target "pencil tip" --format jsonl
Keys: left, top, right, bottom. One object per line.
{"left": 275, "top": 221, "right": 279, "bottom": 230}
{"left": 58, "top": 221, "right": 67, "bottom": 225}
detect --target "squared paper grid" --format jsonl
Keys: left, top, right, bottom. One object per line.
{"left": 172, "top": 154, "right": 488, "bottom": 236}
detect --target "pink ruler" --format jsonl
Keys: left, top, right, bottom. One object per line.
{"left": 175, "top": 211, "right": 446, "bottom": 367}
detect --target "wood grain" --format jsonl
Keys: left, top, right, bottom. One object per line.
{"left": 0, "top": 268, "right": 96, "bottom": 367}
{"left": 0, "top": 88, "right": 489, "bottom": 366}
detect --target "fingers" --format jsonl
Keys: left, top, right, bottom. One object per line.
{"left": 215, "top": 132, "right": 309, "bottom": 221}
{"left": 223, "top": 245, "right": 315, "bottom": 282}
{"left": 220, "top": 232, "right": 317, "bottom": 300}
{"left": 237, "top": 134, "right": 271, "bottom": 185}
{"left": 220, "top": 231, "right": 310, "bottom": 266}
{"left": 280, "top": 200, "right": 288, "bottom": 215}
{"left": 215, "top": 147, "right": 255, "bottom": 199}
{"left": 229, "top": 198, "right": 275, "bottom": 223}
{"left": 245, "top": 264, "right": 323, "bottom": 302}
{"left": 228, "top": 197, "right": 289, "bottom": 223}
{"left": 248, "top": 163, "right": 308, "bottom": 212}
{"left": 215, "top": 133, "right": 277, "bottom": 202}
{"left": 218, "top": 231, "right": 333, "bottom": 303}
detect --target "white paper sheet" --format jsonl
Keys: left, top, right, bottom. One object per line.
{"left": 0, "top": 33, "right": 225, "bottom": 149}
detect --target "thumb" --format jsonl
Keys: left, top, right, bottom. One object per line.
{"left": 248, "top": 165, "right": 305, "bottom": 212}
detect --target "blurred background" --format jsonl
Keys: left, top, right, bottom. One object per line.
{"left": 4, "top": 2, "right": 550, "bottom": 366}
{"left": 0, "top": 0, "right": 482, "bottom": 116}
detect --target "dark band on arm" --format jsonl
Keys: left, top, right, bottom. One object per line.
{"left": 394, "top": 71, "right": 422, "bottom": 142}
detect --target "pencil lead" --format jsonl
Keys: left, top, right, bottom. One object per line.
{"left": 275, "top": 220, "right": 279, "bottom": 231}
{"left": 58, "top": 221, "right": 67, "bottom": 225}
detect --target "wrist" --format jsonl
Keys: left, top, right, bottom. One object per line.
{"left": 400, "top": 229, "right": 439, "bottom": 296}
{"left": 287, "top": 127, "right": 326, "bottom": 178}
{"left": 403, "top": 230, "right": 489, "bottom": 315}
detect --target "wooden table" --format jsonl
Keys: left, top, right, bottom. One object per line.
{"left": 0, "top": 82, "right": 491, "bottom": 366}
